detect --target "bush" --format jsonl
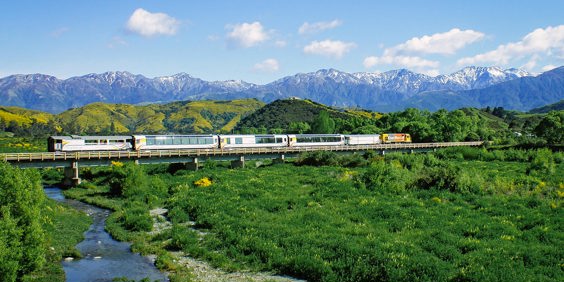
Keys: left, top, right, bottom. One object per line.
{"left": 527, "top": 148, "right": 555, "bottom": 177}
{"left": 121, "top": 202, "right": 152, "bottom": 232}
{"left": 355, "top": 160, "right": 410, "bottom": 193}
{"left": 414, "top": 162, "right": 460, "bottom": 192}
{"left": 296, "top": 151, "right": 340, "bottom": 166}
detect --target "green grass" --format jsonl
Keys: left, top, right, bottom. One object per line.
{"left": 26, "top": 198, "right": 91, "bottom": 282}
{"left": 0, "top": 137, "right": 45, "bottom": 152}
{"left": 63, "top": 148, "right": 564, "bottom": 282}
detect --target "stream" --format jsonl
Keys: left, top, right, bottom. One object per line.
{"left": 44, "top": 187, "right": 168, "bottom": 282}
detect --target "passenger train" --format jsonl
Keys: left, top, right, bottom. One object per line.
{"left": 47, "top": 133, "right": 411, "bottom": 152}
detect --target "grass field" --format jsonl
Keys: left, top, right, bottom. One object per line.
{"left": 64, "top": 148, "right": 564, "bottom": 282}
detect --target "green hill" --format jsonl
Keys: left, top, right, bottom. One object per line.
{"left": 0, "top": 106, "right": 54, "bottom": 126}
{"left": 56, "top": 99, "right": 264, "bottom": 134}
{"left": 529, "top": 99, "right": 564, "bottom": 113}
{"left": 0, "top": 99, "right": 264, "bottom": 135}
{"left": 235, "top": 98, "right": 381, "bottom": 132}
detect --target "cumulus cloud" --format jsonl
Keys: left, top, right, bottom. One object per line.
{"left": 299, "top": 19, "right": 342, "bottom": 35}
{"left": 253, "top": 58, "right": 280, "bottom": 73}
{"left": 457, "top": 25, "right": 564, "bottom": 67}
{"left": 386, "top": 28, "right": 485, "bottom": 55}
{"left": 303, "top": 40, "right": 356, "bottom": 58}
{"left": 364, "top": 28, "right": 484, "bottom": 74}
{"left": 226, "top": 22, "right": 269, "bottom": 48}
{"left": 363, "top": 55, "right": 439, "bottom": 69}
{"left": 126, "top": 8, "right": 180, "bottom": 37}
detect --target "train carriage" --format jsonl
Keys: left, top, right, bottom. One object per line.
{"left": 219, "top": 134, "right": 288, "bottom": 148}
{"left": 48, "top": 135, "right": 133, "bottom": 152}
{"left": 345, "top": 134, "right": 381, "bottom": 145}
{"left": 132, "top": 135, "right": 218, "bottom": 150}
{"left": 288, "top": 134, "right": 345, "bottom": 147}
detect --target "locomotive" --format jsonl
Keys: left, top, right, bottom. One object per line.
{"left": 47, "top": 133, "right": 411, "bottom": 152}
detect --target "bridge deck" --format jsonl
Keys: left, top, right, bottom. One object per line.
{"left": 2, "top": 142, "right": 483, "bottom": 163}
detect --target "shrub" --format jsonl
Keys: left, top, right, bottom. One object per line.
{"left": 194, "top": 177, "right": 212, "bottom": 187}
{"left": 296, "top": 151, "right": 340, "bottom": 166}
{"left": 527, "top": 148, "right": 555, "bottom": 177}
{"left": 121, "top": 202, "right": 152, "bottom": 232}
{"left": 355, "top": 160, "right": 410, "bottom": 193}
{"left": 413, "top": 162, "right": 460, "bottom": 192}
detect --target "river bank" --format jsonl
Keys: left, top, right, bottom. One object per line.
{"left": 45, "top": 187, "right": 167, "bottom": 282}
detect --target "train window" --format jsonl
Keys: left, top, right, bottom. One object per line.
{"left": 85, "top": 140, "right": 98, "bottom": 145}
{"left": 235, "top": 137, "right": 243, "bottom": 144}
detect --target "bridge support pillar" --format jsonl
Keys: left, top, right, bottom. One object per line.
{"left": 186, "top": 158, "right": 199, "bottom": 171}
{"left": 410, "top": 149, "right": 414, "bottom": 154}
{"left": 273, "top": 154, "right": 285, "bottom": 164}
{"left": 380, "top": 150, "right": 386, "bottom": 155}
{"left": 231, "top": 156, "right": 245, "bottom": 169}
{"left": 63, "top": 161, "right": 81, "bottom": 187}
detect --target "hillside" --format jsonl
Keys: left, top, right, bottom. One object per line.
{"left": 1, "top": 99, "right": 263, "bottom": 135}
{"left": 529, "top": 99, "right": 564, "bottom": 113}
{"left": 0, "top": 106, "right": 54, "bottom": 126}
{"left": 235, "top": 98, "right": 381, "bottom": 132}
{"left": 57, "top": 99, "right": 264, "bottom": 134}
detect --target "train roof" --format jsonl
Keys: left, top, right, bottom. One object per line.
{"left": 49, "top": 135, "right": 132, "bottom": 140}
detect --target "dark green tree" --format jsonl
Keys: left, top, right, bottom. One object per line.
{"left": 310, "top": 111, "right": 335, "bottom": 134}
{"left": 534, "top": 110, "right": 564, "bottom": 144}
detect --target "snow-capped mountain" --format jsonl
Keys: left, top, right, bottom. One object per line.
{"left": 0, "top": 66, "right": 560, "bottom": 113}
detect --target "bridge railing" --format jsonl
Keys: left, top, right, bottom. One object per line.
{"left": 1, "top": 141, "right": 483, "bottom": 163}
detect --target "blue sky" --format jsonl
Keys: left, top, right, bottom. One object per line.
{"left": 1, "top": 0, "right": 563, "bottom": 84}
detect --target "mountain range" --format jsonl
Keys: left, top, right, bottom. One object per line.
{"left": 0, "top": 66, "right": 562, "bottom": 113}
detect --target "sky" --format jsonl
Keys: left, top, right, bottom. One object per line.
{"left": 1, "top": 0, "right": 563, "bottom": 84}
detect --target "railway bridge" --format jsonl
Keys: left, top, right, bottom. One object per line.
{"left": 2, "top": 141, "right": 483, "bottom": 186}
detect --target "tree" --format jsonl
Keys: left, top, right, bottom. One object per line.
{"left": 535, "top": 111, "right": 564, "bottom": 144}
{"left": 310, "top": 111, "right": 335, "bottom": 134}
{"left": 288, "top": 122, "right": 311, "bottom": 134}
{"left": 0, "top": 162, "right": 46, "bottom": 281}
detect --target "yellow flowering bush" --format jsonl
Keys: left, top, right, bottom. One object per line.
{"left": 194, "top": 177, "right": 212, "bottom": 187}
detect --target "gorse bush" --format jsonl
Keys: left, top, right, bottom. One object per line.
{"left": 414, "top": 162, "right": 460, "bottom": 191}
{"left": 354, "top": 160, "right": 410, "bottom": 193}
{"left": 527, "top": 148, "right": 555, "bottom": 177}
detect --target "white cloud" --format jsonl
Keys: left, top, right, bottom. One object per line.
{"left": 385, "top": 28, "right": 484, "bottom": 55}
{"left": 226, "top": 22, "right": 269, "bottom": 48}
{"left": 542, "top": 64, "right": 557, "bottom": 72}
{"left": 363, "top": 55, "right": 439, "bottom": 69}
{"left": 457, "top": 25, "right": 564, "bottom": 66}
{"left": 126, "top": 8, "right": 180, "bottom": 37}
{"left": 303, "top": 40, "right": 356, "bottom": 58}
{"left": 299, "top": 19, "right": 342, "bottom": 35}
{"left": 253, "top": 58, "right": 280, "bottom": 73}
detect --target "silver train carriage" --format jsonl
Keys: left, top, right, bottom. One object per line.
{"left": 48, "top": 135, "right": 133, "bottom": 152}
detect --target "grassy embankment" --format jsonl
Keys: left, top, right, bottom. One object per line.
{"left": 63, "top": 147, "right": 563, "bottom": 282}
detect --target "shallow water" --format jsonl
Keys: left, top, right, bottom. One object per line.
{"left": 45, "top": 187, "right": 168, "bottom": 282}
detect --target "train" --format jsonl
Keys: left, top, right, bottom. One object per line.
{"left": 47, "top": 133, "right": 411, "bottom": 152}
